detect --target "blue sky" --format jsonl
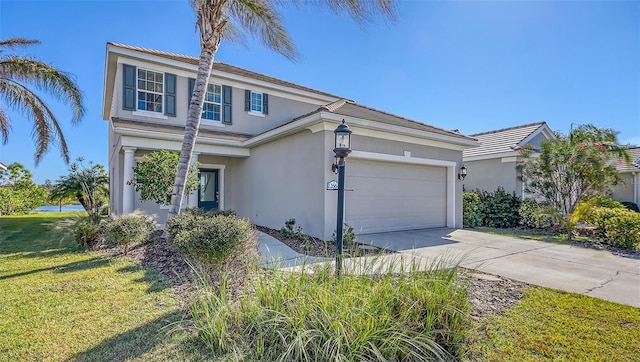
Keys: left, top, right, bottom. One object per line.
{"left": 1, "top": 0, "right": 638, "bottom": 184}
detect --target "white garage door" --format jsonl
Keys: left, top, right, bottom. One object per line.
{"left": 345, "top": 159, "right": 447, "bottom": 234}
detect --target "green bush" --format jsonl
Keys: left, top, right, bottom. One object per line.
{"left": 189, "top": 258, "right": 471, "bottom": 360}
{"left": 168, "top": 212, "right": 257, "bottom": 272}
{"left": 519, "top": 198, "right": 563, "bottom": 230}
{"left": 101, "top": 214, "right": 156, "bottom": 255}
{"left": 280, "top": 218, "right": 308, "bottom": 242}
{"left": 603, "top": 212, "right": 640, "bottom": 249}
{"left": 583, "top": 207, "right": 640, "bottom": 249}
{"left": 591, "top": 196, "right": 626, "bottom": 209}
{"left": 622, "top": 201, "right": 640, "bottom": 213}
{"left": 73, "top": 218, "right": 101, "bottom": 248}
{"left": 331, "top": 223, "right": 356, "bottom": 249}
{"left": 476, "top": 188, "right": 522, "bottom": 228}
{"left": 463, "top": 192, "right": 482, "bottom": 228}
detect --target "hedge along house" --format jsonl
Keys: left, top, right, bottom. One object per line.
{"left": 103, "top": 43, "right": 479, "bottom": 240}
{"left": 462, "top": 122, "right": 555, "bottom": 197}
{"left": 610, "top": 147, "right": 640, "bottom": 205}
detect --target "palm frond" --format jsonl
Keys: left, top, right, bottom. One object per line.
{"left": 0, "top": 55, "right": 85, "bottom": 122}
{"left": 227, "top": 0, "right": 298, "bottom": 60}
{"left": 0, "top": 37, "right": 40, "bottom": 53}
{"left": 0, "top": 78, "right": 70, "bottom": 163}
{"left": 0, "top": 107, "right": 9, "bottom": 144}
{"left": 281, "top": 0, "right": 396, "bottom": 26}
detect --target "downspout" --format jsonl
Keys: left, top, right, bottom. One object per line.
{"left": 635, "top": 172, "right": 638, "bottom": 205}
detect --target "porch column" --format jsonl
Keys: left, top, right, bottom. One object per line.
{"left": 187, "top": 152, "right": 200, "bottom": 208}
{"left": 122, "top": 147, "right": 137, "bottom": 214}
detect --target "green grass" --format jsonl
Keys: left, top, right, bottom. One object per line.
{"left": 0, "top": 212, "right": 207, "bottom": 361}
{"left": 466, "top": 287, "right": 640, "bottom": 361}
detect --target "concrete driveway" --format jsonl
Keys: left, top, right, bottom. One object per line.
{"left": 357, "top": 228, "right": 640, "bottom": 308}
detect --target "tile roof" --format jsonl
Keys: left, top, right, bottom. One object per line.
{"left": 463, "top": 122, "right": 548, "bottom": 158}
{"left": 288, "top": 99, "right": 476, "bottom": 141}
{"left": 617, "top": 147, "right": 640, "bottom": 172}
{"left": 108, "top": 42, "right": 341, "bottom": 99}
{"left": 112, "top": 118, "right": 252, "bottom": 142}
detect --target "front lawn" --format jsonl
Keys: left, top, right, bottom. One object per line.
{"left": 2, "top": 213, "right": 638, "bottom": 361}
{"left": 0, "top": 212, "right": 206, "bottom": 361}
{"left": 466, "top": 287, "right": 640, "bottom": 361}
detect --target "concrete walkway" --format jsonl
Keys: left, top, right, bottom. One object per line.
{"left": 357, "top": 228, "right": 640, "bottom": 308}
{"left": 256, "top": 231, "right": 330, "bottom": 269}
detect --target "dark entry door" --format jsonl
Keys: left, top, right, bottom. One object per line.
{"left": 198, "top": 169, "right": 219, "bottom": 211}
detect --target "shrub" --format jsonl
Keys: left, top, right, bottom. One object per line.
{"left": 101, "top": 214, "right": 156, "bottom": 255}
{"left": 622, "top": 201, "right": 640, "bottom": 213}
{"left": 331, "top": 223, "right": 356, "bottom": 247}
{"left": 73, "top": 218, "right": 101, "bottom": 248}
{"left": 583, "top": 206, "right": 640, "bottom": 249}
{"left": 477, "top": 188, "right": 522, "bottom": 228}
{"left": 189, "top": 258, "right": 471, "bottom": 360}
{"left": 519, "top": 198, "right": 563, "bottom": 230}
{"left": 280, "top": 218, "right": 308, "bottom": 242}
{"left": 463, "top": 192, "right": 482, "bottom": 228}
{"left": 603, "top": 212, "right": 640, "bottom": 249}
{"left": 168, "top": 212, "right": 257, "bottom": 277}
{"left": 591, "top": 196, "right": 625, "bottom": 209}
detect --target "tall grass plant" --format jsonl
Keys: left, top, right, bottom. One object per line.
{"left": 188, "top": 256, "right": 471, "bottom": 361}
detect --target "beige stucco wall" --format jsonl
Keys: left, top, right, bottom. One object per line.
{"left": 112, "top": 62, "right": 322, "bottom": 136}
{"left": 463, "top": 158, "right": 522, "bottom": 196}
{"left": 610, "top": 172, "right": 638, "bottom": 204}
{"left": 232, "top": 129, "right": 326, "bottom": 237}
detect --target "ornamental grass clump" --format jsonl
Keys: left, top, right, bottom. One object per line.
{"left": 188, "top": 256, "right": 471, "bottom": 361}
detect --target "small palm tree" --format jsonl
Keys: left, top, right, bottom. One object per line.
{"left": 169, "top": 0, "right": 397, "bottom": 218}
{"left": 52, "top": 158, "right": 109, "bottom": 221}
{"left": 0, "top": 37, "right": 85, "bottom": 164}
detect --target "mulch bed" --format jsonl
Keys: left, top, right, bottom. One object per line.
{"left": 97, "top": 231, "right": 528, "bottom": 320}
{"left": 254, "top": 225, "right": 392, "bottom": 257}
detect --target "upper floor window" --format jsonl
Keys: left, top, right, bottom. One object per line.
{"left": 250, "top": 91, "right": 263, "bottom": 113}
{"left": 244, "top": 89, "right": 268, "bottom": 115}
{"left": 202, "top": 84, "right": 222, "bottom": 121}
{"left": 137, "top": 69, "right": 163, "bottom": 113}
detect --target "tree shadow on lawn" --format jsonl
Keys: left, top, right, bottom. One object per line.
{"left": 0, "top": 257, "right": 111, "bottom": 281}
{"left": 68, "top": 310, "right": 206, "bottom": 362}
{"left": 116, "top": 264, "right": 174, "bottom": 294}
{"left": 0, "top": 216, "right": 80, "bottom": 256}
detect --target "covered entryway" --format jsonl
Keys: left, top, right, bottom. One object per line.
{"left": 198, "top": 169, "right": 219, "bottom": 211}
{"left": 345, "top": 159, "right": 448, "bottom": 234}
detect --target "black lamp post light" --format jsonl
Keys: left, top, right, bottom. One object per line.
{"left": 458, "top": 164, "right": 467, "bottom": 181}
{"left": 332, "top": 119, "right": 352, "bottom": 276}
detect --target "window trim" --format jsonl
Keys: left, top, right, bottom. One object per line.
{"left": 202, "top": 83, "right": 222, "bottom": 122}
{"left": 250, "top": 91, "right": 263, "bottom": 113}
{"left": 136, "top": 68, "right": 164, "bottom": 113}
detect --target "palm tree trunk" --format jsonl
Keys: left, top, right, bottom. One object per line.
{"left": 168, "top": 36, "right": 222, "bottom": 219}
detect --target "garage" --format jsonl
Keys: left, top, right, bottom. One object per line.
{"left": 345, "top": 159, "right": 448, "bottom": 234}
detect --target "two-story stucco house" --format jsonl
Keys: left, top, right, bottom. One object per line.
{"left": 462, "top": 122, "right": 554, "bottom": 196}
{"left": 103, "top": 43, "right": 479, "bottom": 240}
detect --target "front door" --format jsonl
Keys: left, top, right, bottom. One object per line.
{"left": 198, "top": 169, "right": 219, "bottom": 211}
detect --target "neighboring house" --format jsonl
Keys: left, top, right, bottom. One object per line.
{"left": 0, "top": 162, "right": 6, "bottom": 171}
{"left": 462, "top": 122, "right": 555, "bottom": 197}
{"left": 103, "top": 43, "right": 479, "bottom": 239}
{"left": 610, "top": 147, "right": 640, "bottom": 205}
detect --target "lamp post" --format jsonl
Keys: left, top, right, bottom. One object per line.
{"left": 333, "top": 120, "right": 352, "bottom": 276}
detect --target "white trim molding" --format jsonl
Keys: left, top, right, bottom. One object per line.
{"left": 348, "top": 150, "right": 457, "bottom": 228}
